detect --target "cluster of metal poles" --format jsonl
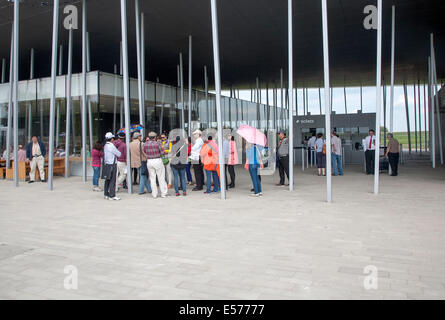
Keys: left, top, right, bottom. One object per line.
{"left": 3, "top": 0, "right": 443, "bottom": 203}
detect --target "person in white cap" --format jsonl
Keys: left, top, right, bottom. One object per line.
{"left": 190, "top": 129, "right": 204, "bottom": 191}
{"left": 103, "top": 132, "right": 121, "bottom": 200}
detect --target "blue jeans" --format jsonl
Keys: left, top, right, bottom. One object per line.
{"left": 172, "top": 167, "right": 187, "bottom": 194}
{"left": 138, "top": 167, "right": 152, "bottom": 194}
{"left": 186, "top": 163, "right": 193, "bottom": 182}
{"left": 92, "top": 166, "right": 100, "bottom": 187}
{"left": 205, "top": 170, "right": 220, "bottom": 193}
{"left": 331, "top": 154, "right": 343, "bottom": 176}
{"left": 248, "top": 164, "right": 262, "bottom": 194}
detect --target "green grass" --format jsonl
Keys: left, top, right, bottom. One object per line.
{"left": 380, "top": 129, "right": 428, "bottom": 150}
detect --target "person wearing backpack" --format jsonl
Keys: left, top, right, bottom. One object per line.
{"left": 170, "top": 136, "right": 188, "bottom": 196}
{"left": 314, "top": 133, "right": 326, "bottom": 176}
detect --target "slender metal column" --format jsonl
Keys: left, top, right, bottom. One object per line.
{"left": 432, "top": 39, "right": 443, "bottom": 164}
{"left": 120, "top": 0, "right": 133, "bottom": 194}
{"left": 360, "top": 84, "right": 363, "bottom": 112}
{"left": 179, "top": 53, "right": 185, "bottom": 131}
{"left": 65, "top": 28, "right": 73, "bottom": 178}
{"left": 383, "top": 85, "right": 387, "bottom": 147}
{"left": 413, "top": 83, "right": 417, "bottom": 152}
{"left": 210, "top": 0, "right": 226, "bottom": 199}
{"left": 429, "top": 57, "right": 435, "bottom": 167}
{"left": 424, "top": 83, "right": 427, "bottom": 152}
{"left": 6, "top": 26, "right": 14, "bottom": 169}
{"left": 288, "top": 0, "right": 294, "bottom": 192}
{"left": 56, "top": 45, "right": 62, "bottom": 149}
{"left": 373, "top": 0, "right": 382, "bottom": 194}
{"left": 12, "top": 0, "right": 19, "bottom": 186}
{"left": 343, "top": 85, "right": 347, "bottom": 114}
{"left": 188, "top": 35, "right": 193, "bottom": 136}
{"left": 302, "top": 86, "right": 306, "bottom": 115}
{"left": 28, "top": 48, "right": 34, "bottom": 143}
{"left": 330, "top": 87, "right": 333, "bottom": 112}
{"left": 135, "top": 0, "right": 144, "bottom": 136}
{"left": 321, "top": 0, "right": 331, "bottom": 202}
{"left": 1, "top": 58, "right": 5, "bottom": 83}
{"left": 48, "top": 0, "right": 60, "bottom": 190}
{"left": 204, "top": 66, "right": 209, "bottom": 127}
{"left": 418, "top": 81, "right": 422, "bottom": 153}
{"left": 81, "top": 0, "right": 87, "bottom": 182}
{"left": 86, "top": 32, "right": 93, "bottom": 154}
{"left": 389, "top": 5, "right": 395, "bottom": 132}
{"left": 141, "top": 12, "right": 146, "bottom": 134}
{"left": 120, "top": 41, "right": 123, "bottom": 76}
{"left": 403, "top": 83, "right": 412, "bottom": 154}
{"left": 318, "top": 87, "right": 322, "bottom": 115}
{"left": 113, "top": 64, "right": 117, "bottom": 134}
{"left": 280, "top": 68, "right": 284, "bottom": 129}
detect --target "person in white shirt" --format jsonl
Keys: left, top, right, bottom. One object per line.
{"left": 103, "top": 132, "right": 121, "bottom": 200}
{"left": 363, "top": 129, "right": 376, "bottom": 175}
{"left": 307, "top": 133, "right": 317, "bottom": 166}
{"left": 190, "top": 129, "right": 205, "bottom": 191}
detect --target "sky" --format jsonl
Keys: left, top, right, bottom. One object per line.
{"left": 219, "top": 85, "right": 433, "bottom": 133}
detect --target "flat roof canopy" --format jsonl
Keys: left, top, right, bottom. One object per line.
{"left": 0, "top": 0, "right": 443, "bottom": 88}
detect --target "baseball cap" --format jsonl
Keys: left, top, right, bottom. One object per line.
{"left": 105, "top": 132, "right": 114, "bottom": 139}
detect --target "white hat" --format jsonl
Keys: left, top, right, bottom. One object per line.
{"left": 193, "top": 129, "right": 202, "bottom": 135}
{"left": 105, "top": 132, "right": 115, "bottom": 139}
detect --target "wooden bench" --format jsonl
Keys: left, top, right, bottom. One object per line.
{"left": 4, "top": 157, "right": 68, "bottom": 181}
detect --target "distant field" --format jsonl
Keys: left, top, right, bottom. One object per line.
{"left": 380, "top": 130, "right": 429, "bottom": 150}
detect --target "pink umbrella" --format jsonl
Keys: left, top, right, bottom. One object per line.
{"left": 236, "top": 124, "right": 267, "bottom": 147}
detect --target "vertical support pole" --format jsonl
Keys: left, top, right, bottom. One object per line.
{"left": 360, "top": 84, "right": 363, "bottom": 112}
{"left": 141, "top": 12, "right": 146, "bottom": 135}
{"left": 429, "top": 57, "right": 435, "bottom": 167}
{"left": 58, "top": 44, "right": 63, "bottom": 75}
{"left": 81, "top": 0, "right": 87, "bottom": 182}
{"left": 431, "top": 34, "right": 444, "bottom": 165}
{"left": 389, "top": 5, "right": 395, "bottom": 132}
{"left": 280, "top": 68, "right": 284, "bottom": 129}
{"left": 330, "top": 87, "right": 333, "bottom": 112}
{"left": 188, "top": 35, "right": 193, "bottom": 136}
{"left": 48, "top": 0, "right": 59, "bottom": 190}
{"left": 1, "top": 58, "right": 5, "bottom": 83}
{"left": 373, "top": 0, "right": 382, "bottom": 194}
{"left": 288, "top": 0, "right": 294, "bottom": 192}
{"left": 6, "top": 24, "right": 14, "bottom": 169}
{"left": 403, "top": 83, "right": 412, "bottom": 154}
{"left": 343, "top": 85, "right": 347, "bottom": 114}
{"left": 413, "top": 83, "right": 417, "bottom": 152}
{"left": 204, "top": 65, "right": 209, "bottom": 127}
{"left": 120, "top": 0, "right": 133, "bottom": 194}
{"left": 28, "top": 48, "right": 34, "bottom": 143}
{"left": 12, "top": 0, "right": 19, "bottom": 186}
{"left": 113, "top": 64, "right": 117, "bottom": 134}
{"left": 321, "top": 0, "right": 332, "bottom": 202}
{"left": 87, "top": 32, "right": 93, "bottom": 154}
{"left": 65, "top": 28, "right": 73, "bottom": 178}
{"left": 179, "top": 53, "right": 185, "bottom": 131}
{"left": 135, "top": 0, "right": 144, "bottom": 136}
{"left": 56, "top": 45, "right": 62, "bottom": 149}
{"left": 383, "top": 84, "right": 387, "bottom": 147}
{"left": 424, "top": 83, "right": 427, "bottom": 152}
{"left": 209, "top": 0, "right": 226, "bottom": 200}
{"left": 418, "top": 81, "right": 422, "bottom": 153}
{"left": 318, "top": 87, "right": 322, "bottom": 115}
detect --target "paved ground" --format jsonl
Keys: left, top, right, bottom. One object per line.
{"left": 0, "top": 161, "right": 445, "bottom": 300}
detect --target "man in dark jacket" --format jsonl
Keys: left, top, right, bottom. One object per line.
{"left": 26, "top": 136, "right": 47, "bottom": 183}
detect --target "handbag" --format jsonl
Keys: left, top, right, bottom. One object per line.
{"left": 139, "top": 142, "right": 148, "bottom": 176}
{"left": 161, "top": 155, "right": 169, "bottom": 166}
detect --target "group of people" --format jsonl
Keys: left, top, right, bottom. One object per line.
{"left": 305, "top": 129, "right": 401, "bottom": 177}
{"left": 94, "top": 129, "right": 247, "bottom": 201}
{"left": 306, "top": 131, "right": 344, "bottom": 176}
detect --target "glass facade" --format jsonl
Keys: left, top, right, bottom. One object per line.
{"left": 0, "top": 71, "right": 285, "bottom": 155}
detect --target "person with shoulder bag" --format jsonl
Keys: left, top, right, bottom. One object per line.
{"left": 130, "top": 132, "right": 152, "bottom": 195}
{"left": 314, "top": 133, "right": 326, "bottom": 176}
{"left": 102, "top": 132, "right": 121, "bottom": 200}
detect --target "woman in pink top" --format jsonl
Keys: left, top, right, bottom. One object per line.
{"left": 91, "top": 141, "right": 104, "bottom": 191}
{"left": 227, "top": 136, "right": 238, "bottom": 188}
